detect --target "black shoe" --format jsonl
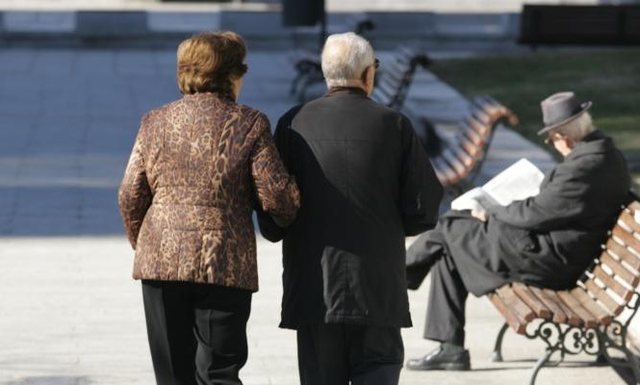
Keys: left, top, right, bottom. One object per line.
{"left": 405, "top": 346, "right": 471, "bottom": 371}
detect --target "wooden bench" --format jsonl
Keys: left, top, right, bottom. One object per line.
{"left": 289, "top": 18, "right": 375, "bottom": 102}
{"left": 488, "top": 198, "right": 640, "bottom": 385}
{"left": 424, "top": 96, "right": 519, "bottom": 195}
{"left": 370, "top": 48, "right": 431, "bottom": 111}
{"left": 519, "top": 4, "right": 640, "bottom": 48}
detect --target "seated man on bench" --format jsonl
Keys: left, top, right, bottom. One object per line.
{"left": 405, "top": 91, "right": 630, "bottom": 371}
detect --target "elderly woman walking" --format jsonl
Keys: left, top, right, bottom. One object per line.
{"left": 118, "top": 31, "right": 300, "bottom": 385}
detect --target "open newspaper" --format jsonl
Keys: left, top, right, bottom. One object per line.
{"left": 451, "top": 158, "right": 545, "bottom": 212}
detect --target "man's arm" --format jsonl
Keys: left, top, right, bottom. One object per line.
{"left": 250, "top": 112, "right": 300, "bottom": 238}
{"left": 488, "top": 162, "right": 590, "bottom": 231}
{"left": 255, "top": 109, "right": 300, "bottom": 242}
{"left": 399, "top": 115, "right": 444, "bottom": 236}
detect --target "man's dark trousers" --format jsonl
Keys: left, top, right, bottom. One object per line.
{"left": 296, "top": 323, "right": 404, "bottom": 385}
{"left": 407, "top": 229, "right": 468, "bottom": 346}
{"left": 423, "top": 256, "right": 469, "bottom": 346}
{"left": 142, "top": 280, "right": 252, "bottom": 385}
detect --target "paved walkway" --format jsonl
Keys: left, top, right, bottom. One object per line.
{"left": 0, "top": 47, "right": 626, "bottom": 385}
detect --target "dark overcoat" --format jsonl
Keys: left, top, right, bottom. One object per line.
{"left": 258, "top": 87, "right": 443, "bottom": 329}
{"left": 407, "top": 130, "right": 630, "bottom": 296}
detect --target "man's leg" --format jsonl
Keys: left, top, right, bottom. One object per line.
{"left": 406, "top": 256, "right": 471, "bottom": 371}
{"left": 142, "top": 280, "right": 198, "bottom": 385}
{"left": 348, "top": 325, "right": 404, "bottom": 385}
{"left": 406, "top": 227, "right": 447, "bottom": 290}
{"left": 297, "top": 323, "right": 349, "bottom": 385}
{"left": 423, "top": 256, "right": 468, "bottom": 345}
{"left": 192, "top": 284, "right": 252, "bottom": 385}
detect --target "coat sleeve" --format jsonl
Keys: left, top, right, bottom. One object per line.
{"left": 251, "top": 112, "right": 300, "bottom": 235}
{"left": 487, "top": 160, "right": 591, "bottom": 231}
{"left": 399, "top": 115, "right": 444, "bottom": 236}
{"left": 255, "top": 111, "right": 297, "bottom": 242}
{"left": 118, "top": 115, "right": 153, "bottom": 250}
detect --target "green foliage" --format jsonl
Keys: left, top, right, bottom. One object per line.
{"left": 430, "top": 49, "right": 640, "bottom": 153}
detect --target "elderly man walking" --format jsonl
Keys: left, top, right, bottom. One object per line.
{"left": 258, "top": 33, "right": 443, "bottom": 384}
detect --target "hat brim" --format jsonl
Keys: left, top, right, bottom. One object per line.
{"left": 536, "top": 101, "right": 592, "bottom": 136}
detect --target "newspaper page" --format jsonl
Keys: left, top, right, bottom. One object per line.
{"left": 483, "top": 158, "right": 544, "bottom": 206}
{"left": 451, "top": 158, "right": 544, "bottom": 211}
{"left": 451, "top": 187, "right": 500, "bottom": 211}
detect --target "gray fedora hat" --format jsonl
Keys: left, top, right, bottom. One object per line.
{"left": 537, "top": 91, "right": 592, "bottom": 135}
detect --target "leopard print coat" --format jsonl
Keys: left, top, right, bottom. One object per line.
{"left": 118, "top": 92, "right": 300, "bottom": 291}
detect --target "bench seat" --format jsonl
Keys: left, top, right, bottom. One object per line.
{"left": 488, "top": 199, "right": 640, "bottom": 384}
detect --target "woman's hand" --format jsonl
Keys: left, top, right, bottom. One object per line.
{"left": 471, "top": 209, "right": 487, "bottom": 222}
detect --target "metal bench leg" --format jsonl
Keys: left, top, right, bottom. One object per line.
{"left": 528, "top": 348, "right": 555, "bottom": 385}
{"left": 491, "top": 322, "right": 509, "bottom": 362}
{"left": 621, "top": 346, "right": 640, "bottom": 385}
{"left": 597, "top": 319, "right": 640, "bottom": 384}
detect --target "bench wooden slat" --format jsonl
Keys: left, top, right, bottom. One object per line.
{"left": 512, "top": 283, "right": 552, "bottom": 319}
{"left": 472, "top": 97, "right": 504, "bottom": 121}
{"left": 466, "top": 117, "right": 491, "bottom": 138}
{"left": 441, "top": 149, "right": 468, "bottom": 177}
{"left": 459, "top": 136, "right": 484, "bottom": 159}
{"left": 591, "top": 264, "right": 634, "bottom": 302}
{"left": 460, "top": 123, "right": 485, "bottom": 146}
{"left": 582, "top": 280, "right": 624, "bottom": 316}
{"left": 527, "top": 286, "right": 568, "bottom": 324}
{"left": 430, "top": 156, "right": 458, "bottom": 185}
{"left": 600, "top": 250, "right": 640, "bottom": 288}
{"left": 613, "top": 226, "right": 640, "bottom": 252}
{"left": 378, "top": 70, "right": 403, "bottom": 88}
{"left": 431, "top": 167, "right": 447, "bottom": 185}
{"left": 488, "top": 292, "right": 528, "bottom": 334}
{"left": 543, "top": 289, "right": 585, "bottom": 327}
{"left": 381, "top": 63, "right": 407, "bottom": 84}
{"left": 569, "top": 286, "right": 614, "bottom": 325}
{"left": 470, "top": 109, "right": 491, "bottom": 126}
{"left": 375, "top": 80, "right": 401, "bottom": 105}
{"left": 496, "top": 286, "right": 537, "bottom": 323}
{"left": 446, "top": 145, "right": 474, "bottom": 168}
{"left": 619, "top": 210, "right": 640, "bottom": 234}
{"left": 555, "top": 290, "right": 598, "bottom": 328}
{"left": 606, "top": 238, "right": 640, "bottom": 272}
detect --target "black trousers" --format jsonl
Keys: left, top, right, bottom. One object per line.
{"left": 296, "top": 323, "right": 404, "bottom": 385}
{"left": 406, "top": 228, "right": 468, "bottom": 346}
{"left": 141, "top": 280, "right": 252, "bottom": 385}
{"left": 423, "top": 256, "right": 468, "bottom": 346}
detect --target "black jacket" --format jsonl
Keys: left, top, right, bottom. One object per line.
{"left": 258, "top": 88, "right": 443, "bottom": 329}
{"left": 407, "top": 130, "right": 630, "bottom": 296}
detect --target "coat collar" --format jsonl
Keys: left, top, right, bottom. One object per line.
{"left": 183, "top": 91, "right": 235, "bottom": 104}
{"left": 325, "top": 87, "right": 368, "bottom": 98}
{"left": 566, "top": 129, "right": 613, "bottom": 160}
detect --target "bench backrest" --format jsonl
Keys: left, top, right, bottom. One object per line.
{"left": 372, "top": 48, "right": 431, "bottom": 111}
{"left": 519, "top": 4, "right": 640, "bottom": 46}
{"left": 432, "top": 96, "right": 518, "bottom": 188}
{"left": 577, "top": 200, "right": 640, "bottom": 317}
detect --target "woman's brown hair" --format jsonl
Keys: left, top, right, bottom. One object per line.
{"left": 177, "top": 31, "right": 248, "bottom": 98}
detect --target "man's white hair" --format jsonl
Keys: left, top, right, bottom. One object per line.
{"left": 555, "top": 112, "right": 595, "bottom": 142}
{"left": 321, "top": 32, "right": 375, "bottom": 88}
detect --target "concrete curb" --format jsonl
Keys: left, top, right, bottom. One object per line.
{"left": 0, "top": 10, "right": 521, "bottom": 50}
